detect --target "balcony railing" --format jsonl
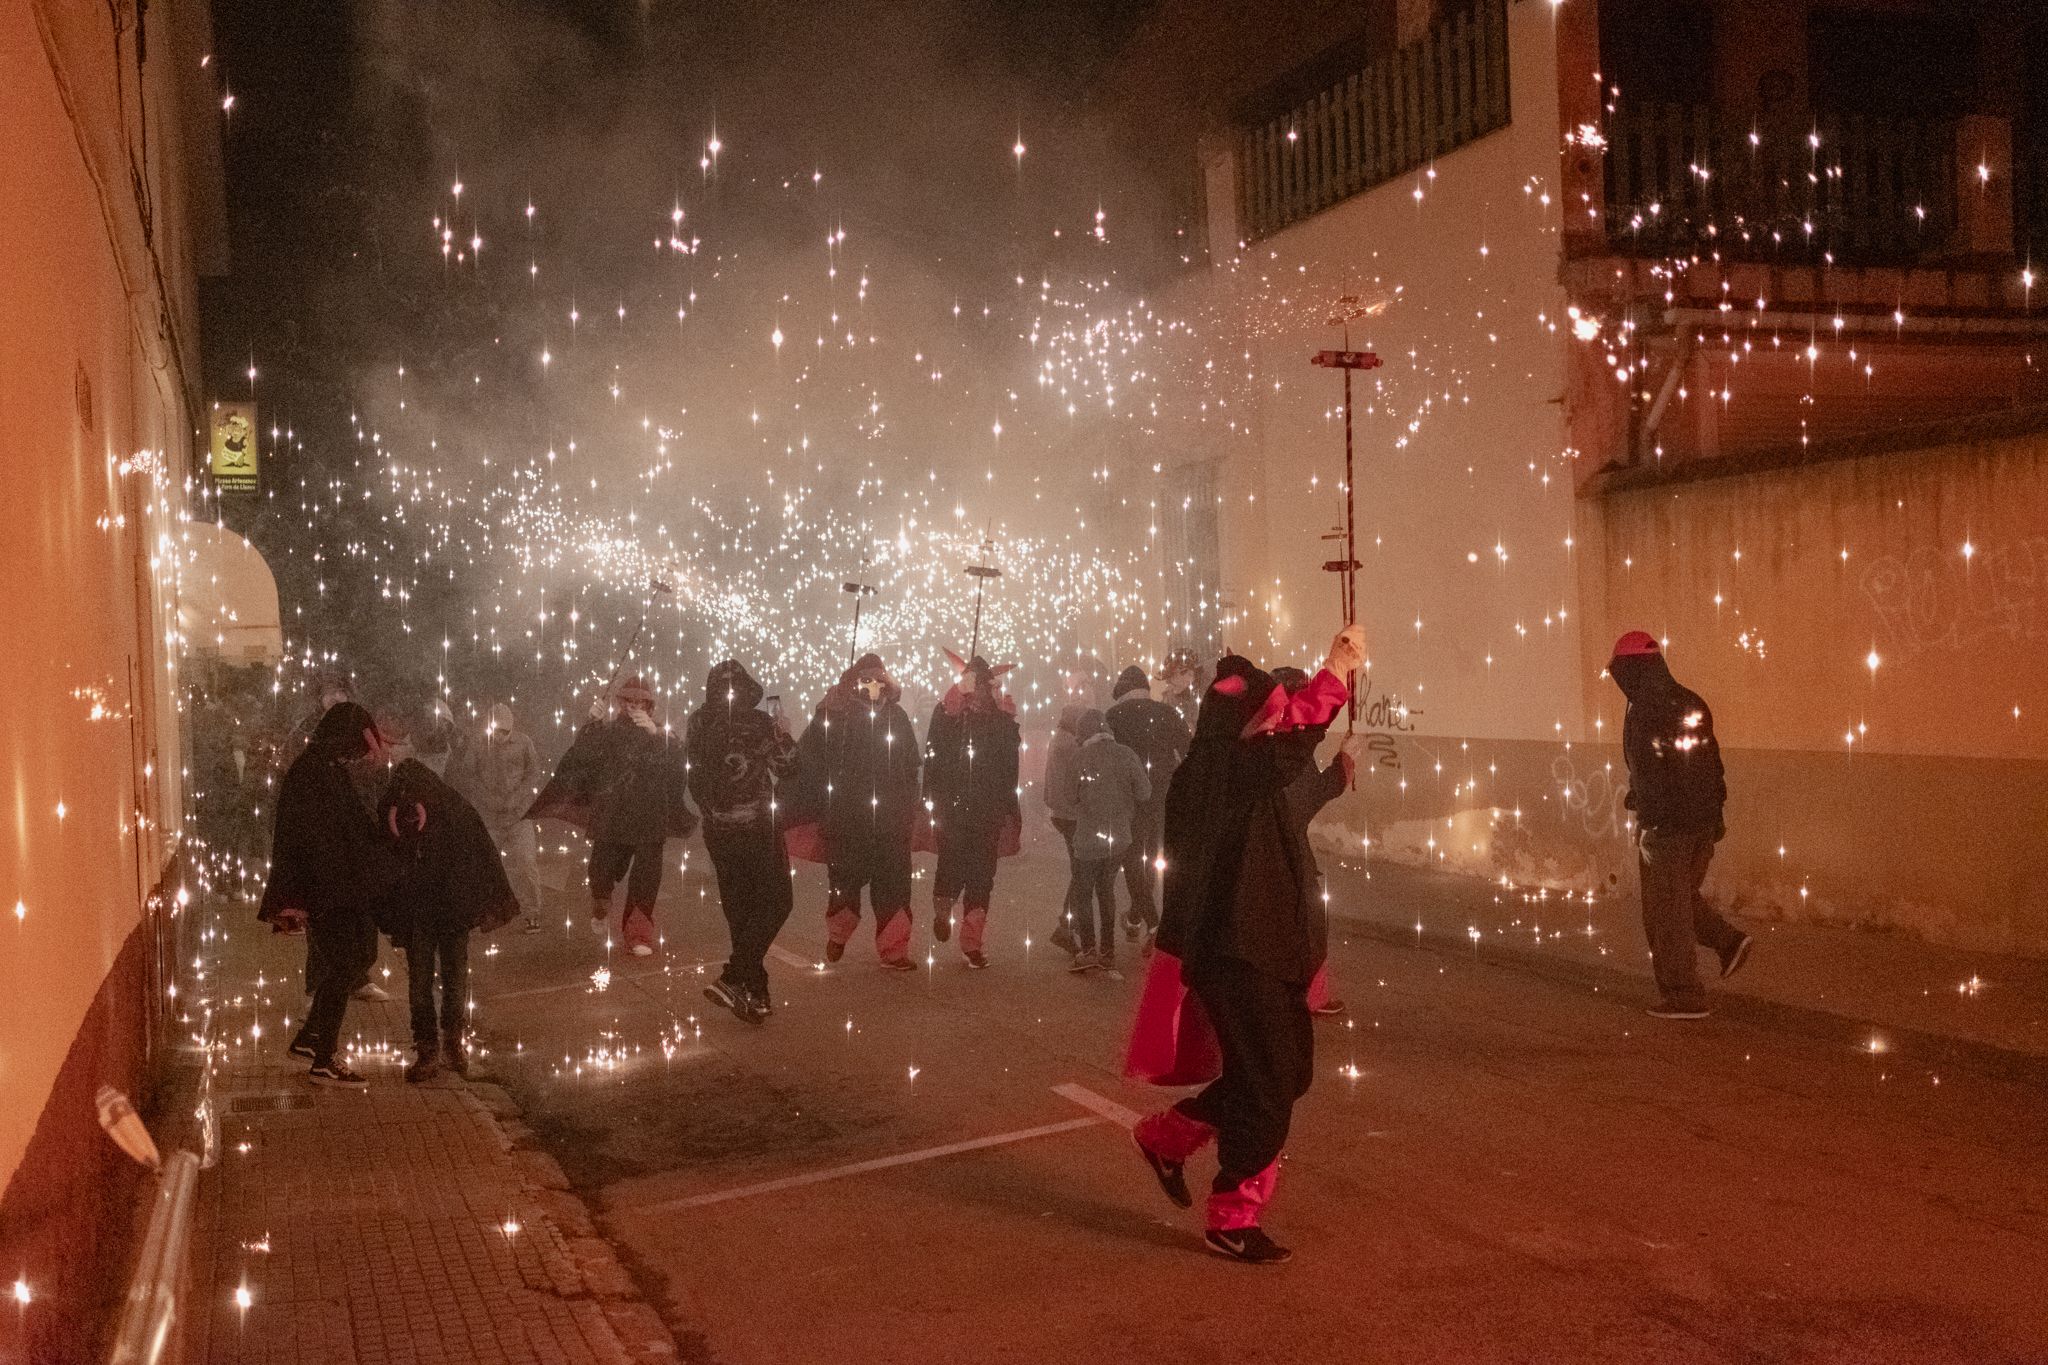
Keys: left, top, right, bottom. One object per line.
{"left": 1604, "top": 102, "right": 1960, "bottom": 265}
{"left": 1234, "top": 0, "right": 1510, "bottom": 245}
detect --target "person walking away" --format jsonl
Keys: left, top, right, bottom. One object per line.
{"left": 1270, "top": 667, "right": 1355, "bottom": 1018}
{"left": 1608, "top": 631, "right": 1751, "bottom": 1019}
{"left": 1104, "top": 665, "right": 1192, "bottom": 943}
{"left": 921, "top": 652, "right": 1023, "bottom": 969}
{"left": 1042, "top": 705, "right": 1085, "bottom": 953}
{"left": 451, "top": 703, "right": 545, "bottom": 933}
{"left": 782, "top": 654, "right": 921, "bottom": 969}
{"left": 1126, "top": 626, "right": 1363, "bottom": 1264}
{"left": 687, "top": 660, "right": 799, "bottom": 1023}
{"left": 377, "top": 756, "right": 519, "bottom": 1081}
{"left": 527, "top": 675, "right": 696, "bottom": 956}
{"left": 1068, "top": 710, "right": 1150, "bottom": 977}
{"left": 260, "top": 702, "right": 401, "bottom": 1087}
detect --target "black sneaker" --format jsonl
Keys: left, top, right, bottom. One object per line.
{"left": 824, "top": 939, "right": 846, "bottom": 964}
{"left": 1719, "top": 934, "right": 1754, "bottom": 980}
{"left": 1136, "top": 1136, "right": 1192, "bottom": 1208}
{"left": 1069, "top": 950, "right": 1102, "bottom": 974}
{"left": 1049, "top": 925, "right": 1077, "bottom": 955}
{"left": 308, "top": 1062, "right": 368, "bottom": 1088}
{"left": 932, "top": 909, "right": 952, "bottom": 944}
{"left": 705, "top": 979, "right": 764, "bottom": 1024}
{"left": 441, "top": 1037, "right": 469, "bottom": 1078}
{"left": 1646, "top": 1002, "right": 1711, "bottom": 1020}
{"left": 880, "top": 956, "right": 918, "bottom": 973}
{"left": 750, "top": 987, "right": 774, "bottom": 1018}
{"left": 287, "top": 1040, "right": 315, "bottom": 1062}
{"left": 964, "top": 951, "right": 990, "bottom": 970}
{"left": 1205, "top": 1226, "right": 1293, "bottom": 1264}
{"left": 1310, "top": 998, "right": 1348, "bottom": 1017}
{"left": 521, "top": 916, "right": 543, "bottom": 935}
{"left": 405, "top": 1052, "right": 441, "bottom": 1084}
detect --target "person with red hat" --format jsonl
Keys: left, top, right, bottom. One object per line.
{"left": 920, "top": 650, "right": 1023, "bottom": 969}
{"left": 527, "top": 675, "right": 695, "bottom": 957}
{"left": 1607, "top": 631, "right": 1752, "bottom": 1019}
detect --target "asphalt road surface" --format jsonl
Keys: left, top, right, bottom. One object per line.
{"left": 466, "top": 839, "right": 2048, "bottom": 1365}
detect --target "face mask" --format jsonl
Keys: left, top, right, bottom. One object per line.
{"left": 858, "top": 678, "right": 885, "bottom": 701}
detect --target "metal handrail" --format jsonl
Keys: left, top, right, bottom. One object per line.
{"left": 105, "top": 1150, "right": 201, "bottom": 1365}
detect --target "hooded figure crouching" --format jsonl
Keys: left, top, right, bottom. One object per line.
{"left": 918, "top": 651, "right": 1022, "bottom": 969}
{"left": 784, "top": 653, "right": 921, "bottom": 969}
{"left": 526, "top": 675, "right": 695, "bottom": 957}
{"left": 687, "top": 660, "right": 799, "bottom": 1022}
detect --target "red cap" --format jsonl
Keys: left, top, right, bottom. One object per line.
{"left": 616, "top": 675, "right": 655, "bottom": 707}
{"left": 1609, "top": 630, "right": 1662, "bottom": 661}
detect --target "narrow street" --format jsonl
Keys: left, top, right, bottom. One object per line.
{"left": 453, "top": 841, "right": 2048, "bottom": 1364}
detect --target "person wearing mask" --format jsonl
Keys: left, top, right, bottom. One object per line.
{"left": 1126, "top": 626, "right": 1363, "bottom": 1264}
{"left": 451, "top": 703, "right": 545, "bottom": 933}
{"left": 687, "top": 661, "right": 799, "bottom": 1023}
{"left": 1104, "top": 665, "right": 1192, "bottom": 943}
{"left": 1041, "top": 704, "right": 1086, "bottom": 954}
{"left": 920, "top": 652, "right": 1023, "bottom": 970}
{"left": 784, "top": 653, "right": 921, "bottom": 970}
{"left": 1067, "top": 709, "right": 1150, "bottom": 977}
{"left": 1607, "top": 631, "right": 1751, "bottom": 1019}
{"left": 262, "top": 702, "right": 401, "bottom": 1087}
{"left": 377, "top": 754, "right": 519, "bottom": 1082}
{"left": 527, "top": 675, "right": 696, "bottom": 956}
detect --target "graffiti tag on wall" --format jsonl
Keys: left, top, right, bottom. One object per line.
{"left": 1551, "top": 752, "right": 1632, "bottom": 842}
{"left": 1861, "top": 537, "right": 2048, "bottom": 658}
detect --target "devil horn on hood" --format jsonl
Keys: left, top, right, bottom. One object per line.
{"left": 987, "top": 663, "right": 1015, "bottom": 678}
{"left": 943, "top": 648, "right": 969, "bottom": 674}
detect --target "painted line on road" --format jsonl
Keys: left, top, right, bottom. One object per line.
{"left": 1052, "top": 1082, "right": 1141, "bottom": 1129}
{"left": 767, "top": 944, "right": 824, "bottom": 971}
{"left": 486, "top": 967, "right": 671, "bottom": 1001}
{"left": 650, "top": 1114, "right": 1105, "bottom": 1211}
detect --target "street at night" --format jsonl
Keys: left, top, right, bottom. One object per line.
{"left": 7, "top": 0, "right": 2048, "bottom": 1361}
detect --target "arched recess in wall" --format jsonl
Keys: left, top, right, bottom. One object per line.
{"left": 177, "top": 521, "right": 283, "bottom": 667}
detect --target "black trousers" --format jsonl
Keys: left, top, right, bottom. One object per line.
{"left": 1066, "top": 855, "right": 1120, "bottom": 956}
{"left": 1120, "top": 800, "right": 1165, "bottom": 928}
{"left": 706, "top": 824, "right": 794, "bottom": 996}
{"left": 404, "top": 924, "right": 470, "bottom": 1049}
{"left": 934, "top": 823, "right": 1000, "bottom": 904}
{"left": 1176, "top": 957, "right": 1315, "bottom": 1190}
{"left": 589, "top": 839, "right": 664, "bottom": 911}
{"left": 826, "top": 831, "right": 914, "bottom": 913}
{"left": 297, "top": 909, "right": 378, "bottom": 1066}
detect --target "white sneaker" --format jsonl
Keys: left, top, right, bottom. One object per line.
{"left": 589, "top": 914, "right": 609, "bottom": 938}
{"left": 630, "top": 943, "right": 654, "bottom": 958}
{"left": 352, "top": 983, "right": 391, "bottom": 1002}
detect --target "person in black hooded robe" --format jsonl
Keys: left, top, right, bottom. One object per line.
{"left": 261, "top": 701, "right": 401, "bottom": 1086}
{"left": 1130, "top": 625, "right": 1363, "bottom": 1265}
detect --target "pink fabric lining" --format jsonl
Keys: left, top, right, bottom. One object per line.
{"left": 874, "top": 908, "right": 912, "bottom": 963}
{"left": 1239, "top": 668, "right": 1349, "bottom": 738}
{"left": 1134, "top": 1106, "right": 1215, "bottom": 1164}
{"left": 960, "top": 905, "right": 989, "bottom": 955}
{"left": 1206, "top": 1163, "right": 1278, "bottom": 1231}
{"left": 1124, "top": 950, "right": 1223, "bottom": 1086}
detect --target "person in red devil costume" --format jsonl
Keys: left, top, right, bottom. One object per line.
{"left": 1124, "top": 625, "right": 1364, "bottom": 1264}
{"left": 783, "top": 653, "right": 922, "bottom": 969}
{"left": 918, "top": 651, "right": 1023, "bottom": 969}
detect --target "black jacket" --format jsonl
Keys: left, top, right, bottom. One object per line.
{"left": 375, "top": 758, "right": 519, "bottom": 938}
{"left": 259, "top": 703, "right": 399, "bottom": 926}
{"left": 923, "top": 693, "right": 1022, "bottom": 840}
{"left": 788, "top": 656, "right": 921, "bottom": 857}
{"left": 687, "top": 661, "right": 798, "bottom": 834}
{"left": 1154, "top": 658, "right": 1332, "bottom": 986}
{"left": 1104, "top": 692, "right": 1191, "bottom": 807}
{"left": 528, "top": 714, "right": 696, "bottom": 846}
{"left": 1614, "top": 654, "right": 1727, "bottom": 835}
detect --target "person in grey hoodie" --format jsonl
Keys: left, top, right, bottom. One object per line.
{"left": 1068, "top": 710, "right": 1150, "bottom": 975}
{"left": 451, "top": 703, "right": 545, "bottom": 932}
{"left": 1042, "top": 705, "right": 1085, "bottom": 953}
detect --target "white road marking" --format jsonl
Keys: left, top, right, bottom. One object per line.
{"left": 1052, "top": 1082, "right": 1141, "bottom": 1129}
{"left": 650, "top": 1115, "right": 1104, "bottom": 1211}
{"left": 766, "top": 945, "right": 821, "bottom": 970}
{"left": 488, "top": 968, "right": 670, "bottom": 1001}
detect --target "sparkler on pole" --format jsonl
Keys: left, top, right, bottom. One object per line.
{"left": 1312, "top": 298, "right": 1385, "bottom": 732}
{"left": 605, "top": 572, "right": 676, "bottom": 703}
{"left": 963, "top": 526, "right": 1003, "bottom": 661}
{"left": 841, "top": 578, "right": 877, "bottom": 663}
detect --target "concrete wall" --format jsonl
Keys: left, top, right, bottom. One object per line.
{"left": 0, "top": 1, "right": 220, "bottom": 1354}
{"left": 1579, "top": 424, "right": 2048, "bottom": 952}
{"left": 1137, "top": 0, "right": 1580, "bottom": 760}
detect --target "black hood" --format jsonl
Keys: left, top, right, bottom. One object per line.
{"left": 1609, "top": 651, "right": 1673, "bottom": 702}
{"left": 1112, "top": 665, "right": 1150, "bottom": 699}
{"left": 309, "top": 701, "right": 375, "bottom": 760}
{"left": 704, "top": 659, "right": 765, "bottom": 711}
{"left": 1191, "top": 655, "right": 1276, "bottom": 747}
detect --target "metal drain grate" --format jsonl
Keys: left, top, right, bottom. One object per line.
{"left": 227, "top": 1092, "right": 314, "bottom": 1113}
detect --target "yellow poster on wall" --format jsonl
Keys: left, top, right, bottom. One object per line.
{"left": 209, "top": 401, "right": 259, "bottom": 494}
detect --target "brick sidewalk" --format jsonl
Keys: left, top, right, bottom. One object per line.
{"left": 187, "top": 916, "right": 679, "bottom": 1365}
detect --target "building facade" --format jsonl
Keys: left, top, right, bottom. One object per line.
{"left": 0, "top": 0, "right": 227, "bottom": 1355}
{"left": 1102, "top": 0, "right": 2048, "bottom": 951}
